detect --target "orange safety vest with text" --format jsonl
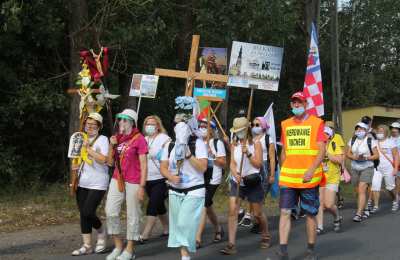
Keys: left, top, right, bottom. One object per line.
{"left": 279, "top": 115, "right": 324, "bottom": 189}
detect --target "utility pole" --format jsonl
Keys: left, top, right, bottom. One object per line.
{"left": 331, "top": 0, "right": 342, "bottom": 133}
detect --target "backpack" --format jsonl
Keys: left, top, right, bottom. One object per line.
{"left": 264, "top": 134, "right": 279, "bottom": 172}
{"left": 350, "top": 136, "right": 379, "bottom": 169}
{"left": 210, "top": 138, "right": 226, "bottom": 176}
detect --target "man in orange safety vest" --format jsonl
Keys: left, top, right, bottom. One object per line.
{"left": 277, "top": 91, "right": 327, "bottom": 260}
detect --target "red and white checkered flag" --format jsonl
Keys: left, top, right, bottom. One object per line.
{"left": 303, "top": 23, "right": 324, "bottom": 117}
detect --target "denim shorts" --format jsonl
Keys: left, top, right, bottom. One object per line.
{"left": 279, "top": 187, "right": 320, "bottom": 216}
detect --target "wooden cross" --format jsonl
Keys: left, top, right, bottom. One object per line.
{"left": 155, "top": 35, "right": 228, "bottom": 96}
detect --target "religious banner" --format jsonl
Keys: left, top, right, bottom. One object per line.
{"left": 228, "top": 41, "right": 283, "bottom": 91}
{"left": 68, "top": 132, "right": 85, "bottom": 158}
{"left": 129, "top": 74, "right": 159, "bottom": 98}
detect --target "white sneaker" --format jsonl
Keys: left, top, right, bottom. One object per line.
{"left": 106, "top": 248, "right": 122, "bottom": 260}
{"left": 116, "top": 250, "right": 135, "bottom": 260}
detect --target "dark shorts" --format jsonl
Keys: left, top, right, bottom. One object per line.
{"left": 279, "top": 187, "right": 320, "bottom": 216}
{"left": 145, "top": 178, "right": 168, "bottom": 216}
{"left": 205, "top": 184, "right": 219, "bottom": 208}
{"left": 229, "top": 179, "right": 264, "bottom": 203}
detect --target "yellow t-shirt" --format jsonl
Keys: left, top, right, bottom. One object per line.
{"left": 323, "top": 134, "right": 344, "bottom": 184}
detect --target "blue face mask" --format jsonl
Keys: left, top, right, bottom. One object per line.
{"left": 292, "top": 106, "right": 305, "bottom": 116}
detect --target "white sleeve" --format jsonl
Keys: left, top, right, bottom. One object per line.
{"left": 268, "top": 135, "right": 275, "bottom": 145}
{"left": 96, "top": 136, "right": 109, "bottom": 156}
{"left": 216, "top": 140, "right": 226, "bottom": 157}
{"left": 195, "top": 139, "right": 208, "bottom": 159}
{"left": 160, "top": 143, "right": 170, "bottom": 161}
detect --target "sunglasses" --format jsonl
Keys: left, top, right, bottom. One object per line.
{"left": 251, "top": 123, "right": 261, "bottom": 127}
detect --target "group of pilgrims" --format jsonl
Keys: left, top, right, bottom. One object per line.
{"left": 69, "top": 91, "right": 400, "bottom": 260}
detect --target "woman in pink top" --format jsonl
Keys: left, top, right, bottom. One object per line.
{"left": 105, "top": 109, "right": 148, "bottom": 260}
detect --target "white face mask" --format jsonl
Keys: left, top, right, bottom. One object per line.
{"left": 145, "top": 125, "right": 157, "bottom": 136}
{"left": 355, "top": 130, "right": 367, "bottom": 139}
{"left": 376, "top": 133, "right": 385, "bottom": 140}
{"left": 236, "top": 130, "right": 247, "bottom": 140}
{"left": 251, "top": 126, "right": 263, "bottom": 136}
{"left": 196, "top": 128, "right": 208, "bottom": 138}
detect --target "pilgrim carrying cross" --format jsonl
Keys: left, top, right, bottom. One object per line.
{"left": 155, "top": 35, "right": 228, "bottom": 96}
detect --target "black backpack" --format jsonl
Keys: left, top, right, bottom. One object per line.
{"left": 350, "top": 136, "right": 379, "bottom": 169}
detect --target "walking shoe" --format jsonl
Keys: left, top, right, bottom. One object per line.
{"left": 116, "top": 250, "right": 135, "bottom": 260}
{"left": 241, "top": 213, "right": 252, "bottom": 227}
{"left": 337, "top": 197, "right": 344, "bottom": 209}
{"left": 333, "top": 216, "right": 343, "bottom": 232}
{"left": 275, "top": 250, "right": 289, "bottom": 260}
{"left": 220, "top": 243, "right": 237, "bottom": 255}
{"left": 352, "top": 214, "right": 362, "bottom": 222}
{"left": 304, "top": 250, "right": 318, "bottom": 260}
{"left": 370, "top": 206, "right": 379, "bottom": 214}
{"left": 367, "top": 200, "right": 373, "bottom": 211}
{"left": 291, "top": 209, "right": 299, "bottom": 221}
{"left": 362, "top": 210, "right": 370, "bottom": 219}
{"left": 316, "top": 228, "right": 324, "bottom": 235}
{"left": 237, "top": 209, "right": 245, "bottom": 225}
{"left": 71, "top": 245, "right": 93, "bottom": 256}
{"left": 250, "top": 223, "right": 261, "bottom": 234}
{"left": 106, "top": 248, "right": 122, "bottom": 260}
{"left": 391, "top": 200, "right": 399, "bottom": 212}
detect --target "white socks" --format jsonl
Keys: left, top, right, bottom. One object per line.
{"left": 182, "top": 256, "right": 191, "bottom": 260}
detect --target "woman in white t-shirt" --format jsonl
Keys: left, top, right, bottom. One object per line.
{"left": 220, "top": 117, "right": 270, "bottom": 255}
{"left": 389, "top": 122, "right": 400, "bottom": 207}
{"left": 347, "top": 122, "right": 379, "bottom": 222}
{"left": 141, "top": 116, "right": 171, "bottom": 241}
{"left": 71, "top": 113, "right": 109, "bottom": 256}
{"left": 371, "top": 125, "right": 399, "bottom": 212}
{"left": 195, "top": 118, "right": 226, "bottom": 248}
{"left": 160, "top": 120, "right": 208, "bottom": 260}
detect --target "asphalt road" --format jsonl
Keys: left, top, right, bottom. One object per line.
{"left": 46, "top": 201, "right": 400, "bottom": 260}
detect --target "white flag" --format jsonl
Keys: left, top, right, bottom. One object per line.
{"left": 263, "top": 102, "right": 276, "bottom": 145}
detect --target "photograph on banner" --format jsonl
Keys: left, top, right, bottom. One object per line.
{"left": 68, "top": 132, "right": 84, "bottom": 158}
{"left": 197, "top": 47, "right": 228, "bottom": 88}
{"left": 228, "top": 41, "right": 283, "bottom": 91}
{"left": 129, "top": 74, "right": 159, "bottom": 98}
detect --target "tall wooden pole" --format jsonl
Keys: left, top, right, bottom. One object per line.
{"left": 331, "top": 0, "right": 342, "bottom": 133}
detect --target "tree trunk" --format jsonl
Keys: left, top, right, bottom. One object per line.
{"left": 68, "top": 0, "right": 89, "bottom": 135}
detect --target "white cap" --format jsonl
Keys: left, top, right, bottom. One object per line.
{"left": 390, "top": 122, "right": 400, "bottom": 129}
{"left": 355, "top": 122, "right": 369, "bottom": 130}
{"left": 87, "top": 112, "right": 103, "bottom": 124}
{"left": 117, "top": 109, "right": 138, "bottom": 123}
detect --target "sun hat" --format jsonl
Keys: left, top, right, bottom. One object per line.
{"left": 290, "top": 91, "right": 306, "bottom": 102}
{"left": 255, "top": 117, "right": 269, "bottom": 130}
{"left": 230, "top": 117, "right": 249, "bottom": 133}
{"left": 116, "top": 109, "right": 138, "bottom": 123}
{"left": 87, "top": 112, "right": 103, "bottom": 124}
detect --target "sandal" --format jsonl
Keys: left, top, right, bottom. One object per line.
{"left": 260, "top": 236, "right": 271, "bottom": 249}
{"left": 353, "top": 214, "right": 362, "bottom": 222}
{"left": 213, "top": 226, "right": 224, "bottom": 243}
{"left": 220, "top": 243, "right": 237, "bottom": 255}
{"left": 316, "top": 228, "right": 324, "bottom": 235}
{"left": 95, "top": 238, "right": 107, "bottom": 254}
{"left": 333, "top": 216, "right": 343, "bottom": 233}
{"left": 72, "top": 245, "right": 93, "bottom": 256}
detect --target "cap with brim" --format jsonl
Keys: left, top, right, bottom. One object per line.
{"left": 198, "top": 118, "right": 217, "bottom": 129}
{"left": 390, "top": 122, "right": 400, "bottom": 129}
{"left": 291, "top": 91, "right": 306, "bottom": 102}
{"left": 230, "top": 117, "right": 249, "bottom": 133}
{"left": 87, "top": 112, "right": 103, "bottom": 124}
{"left": 116, "top": 109, "right": 138, "bottom": 123}
{"left": 116, "top": 114, "right": 134, "bottom": 121}
{"left": 355, "top": 122, "right": 369, "bottom": 130}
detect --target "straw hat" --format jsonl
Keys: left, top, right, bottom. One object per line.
{"left": 230, "top": 117, "right": 249, "bottom": 133}
{"left": 87, "top": 112, "right": 103, "bottom": 124}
